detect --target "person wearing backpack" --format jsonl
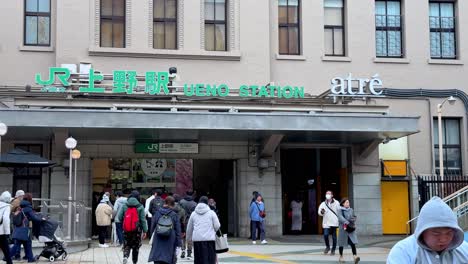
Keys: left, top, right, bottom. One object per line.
{"left": 179, "top": 191, "right": 197, "bottom": 260}
{"left": 148, "top": 196, "right": 182, "bottom": 264}
{"left": 0, "top": 191, "right": 13, "bottom": 264}
{"left": 186, "top": 196, "right": 220, "bottom": 264}
{"left": 117, "top": 190, "right": 148, "bottom": 264}
{"left": 149, "top": 189, "right": 164, "bottom": 219}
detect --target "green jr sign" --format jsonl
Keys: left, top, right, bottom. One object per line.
{"left": 36, "top": 67, "right": 305, "bottom": 99}
{"left": 135, "top": 143, "right": 159, "bottom": 153}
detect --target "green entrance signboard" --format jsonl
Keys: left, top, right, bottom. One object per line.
{"left": 135, "top": 143, "right": 159, "bottom": 153}
{"left": 135, "top": 143, "right": 199, "bottom": 154}
{"left": 35, "top": 67, "right": 305, "bottom": 99}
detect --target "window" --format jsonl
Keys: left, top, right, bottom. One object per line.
{"left": 430, "top": 1, "right": 456, "bottom": 59}
{"left": 375, "top": 1, "right": 403, "bottom": 57}
{"left": 324, "top": 0, "right": 345, "bottom": 56}
{"left": 100, "top": 0, "right": 125, "bottom": 48}
{"left": 279, "top": 0, "right": 300, "bottom": 55}
{"left": 24, "top": 0, "right": 51, "bottom": 46}
{"left": 13, "top": 144, "right": 43, "bottom": 199}
{"left": 433, "top": 118, "right": 462, "bottom": 176}
{"left": 153, "top": 0, "right": 177, "bottom": 49}
{"left": 205, "top": 0, "right": 227, "bottom": 51}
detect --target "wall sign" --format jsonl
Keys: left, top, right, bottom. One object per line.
{"left": 330, "top": 73, "right": 383, "bottom": 96}
{"left": 135, "top": 143, "right": 199, "bottom": 154}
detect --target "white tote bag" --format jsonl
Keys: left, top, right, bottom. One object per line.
{"left": 215, "top": 230, "right": 229, "bottom": 253}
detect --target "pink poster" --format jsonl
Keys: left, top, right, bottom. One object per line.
{"left": 176, "top": 159, "right": 193, "bottom": 196}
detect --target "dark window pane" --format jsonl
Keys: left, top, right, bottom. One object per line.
{"left": 38, "top": 16, "right": 50, "bottom": 45}
{"left": 205, "top": 24, "right": 215, "bottom": 51}
{"left": 154, "top": 0, "right": 165, "bottom": 19}
{"left": 205, "top": 0, "right": 215, "bottom": 21}
{"left": 167, "top": 0, "right": 177, "bottom": 19}
{"left": 279, "top": 27, "right": 288, "bottom": 54}
{"left": 166, "top": 22, "right": 177, "bottom": 49}
{"left": 100, "top": 20, "right": 113, "bottom": 47}
{"left": 25, "top": 16, "right": 38, "bottom": 45}
{"left": 113, "top": 0, "right": 125, "bottom": 16}
{"left": 113, "top": 22, "right": 125, "bottom": 48}
{"left": 38, "top": 0, "right": 50, "bottom": 12}
{"left": 288, "top": 26, "right": 299, "bottom": 54}
{"left": 215, "top": 0, "right": 225, "bottom": 21}
{"left": 445, "top": 119, "right": 460, "bottom": 144}
{"left": 154, "top": 22, "right": 165, "bottom": 49}
{"left": 26, "top": 0, "right": 38, "bottom": 12}
{"left": 288, "top": 5, "right": 298, "bottom": 24}
{"left": 101, "top": 0, "right": 113, "bottom": 16}
{"left": 215, "top": 24, "right": 226, "bottom": 51}
{"left": 446, "top": 148, "right": 461, "bottom": 169}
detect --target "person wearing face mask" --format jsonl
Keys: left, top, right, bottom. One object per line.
{"left": 318, "top": 190, "right": 341, "bottom": 255}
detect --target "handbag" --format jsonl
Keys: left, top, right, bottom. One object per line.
{"left": 215, "top": 229, "right": 229, "bottom": 253}
{"left": 256, "top": 203, "right": 266, "bottom": 218}
{"left": 342, "top": 211, "right": 356, "bottom": 233}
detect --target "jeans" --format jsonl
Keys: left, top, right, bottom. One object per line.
{"left": 0, "top": 235, "right": 12, "bottom": 264}
{"left": 251, "top": 221, "right": 265, "bottom": 241}
{"left": 98, "top": 226, "right": 108, "bottom": 244}
{"left": 116, "top": 222, "right": 124, "bottom": 245}
{"left": 323, "top": 227, "right": 337, "bottom": 251}
{"left": 9, "top": 239, "right": 34, "bottom": 262}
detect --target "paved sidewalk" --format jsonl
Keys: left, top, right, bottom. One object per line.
{"left": 50, "top": 240, "right": 392, "bottom": 264}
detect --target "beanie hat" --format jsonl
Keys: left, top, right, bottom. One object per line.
{"left": 15, "top": 190, "right": 25, "bottom": 198}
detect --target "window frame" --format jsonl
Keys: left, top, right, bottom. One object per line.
{"left": 433, "top": 118, "right": 462, "bottom": 176}
{"left": 153, "top": 0, "right": 178, "bottom": 50}
{"left": 375, "top": 0, "right": 404, "bottom": 58}
{"left": 429, "top": 1, "right": 457, "bottom": 59}
{"left": 23, "top": 0, "right": 51, "bottom": 46}
{"left": 324, "top": 0, "right": 345, "bottom": 57}
{"left": 278, "top": 0, "right": 301, "bottom": 55}
{"left": 100, "top": 0, "right": 126, "bottom": 48}
{"left": 204, "top": 0, "right": 228, "bottom": 52}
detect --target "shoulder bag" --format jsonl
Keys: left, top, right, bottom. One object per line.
{"left": 256, "top": 203, "right": 266, "bottom": 218}
{"left": 341, "top": 210, "right": 356, "bottom": 233}
{"left": 12, "top": 211, "right": 30, "bottom": 241}
{"left": 215, "top": 229, "right": 229, "bottom": 253}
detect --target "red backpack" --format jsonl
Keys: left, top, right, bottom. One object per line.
{"left": 123, "top": 207, "right": 139, "bottom": 232}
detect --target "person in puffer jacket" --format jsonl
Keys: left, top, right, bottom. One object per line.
{"left": 387, "top": 196, "right": 468, "bottom": 264}
{"left": 186, "top": 196, "right": 220, "bottom": 264}
{"left": 0, "top": 191, "right": 12, "bottom": 264}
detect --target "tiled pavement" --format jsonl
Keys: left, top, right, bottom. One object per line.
{"left": 39, "top": 241, "right": 391, "bottom": 264}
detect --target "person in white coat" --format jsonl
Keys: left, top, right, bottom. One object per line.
{"left": 318, "top": 190, "right": 341, "bottom": 255}
{"left": 0, "top": 191, "right": 12, "bottom": 264}
{"left": 186, "top": 196, "right": 221, "bottom": 264}
{"left": 387, "top": 196, "right": 468, "bottom": 264}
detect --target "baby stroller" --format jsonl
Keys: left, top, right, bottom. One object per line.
{"left": 35, "top": 217, "right": 68, "bottom": 262}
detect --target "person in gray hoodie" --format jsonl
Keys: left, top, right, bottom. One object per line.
{"left": 186, "top": 196, "right": 221, "bottom": 264}
{"left": 0, "top": 191, "right": 12, "bottom": 264}
{"left": 387, "top": 196, "right": 468, "bottom": 264}
{"left": 114, "top": 191, "right": 128, "bottom": 246}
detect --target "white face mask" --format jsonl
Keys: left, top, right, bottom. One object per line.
{"left": 325, "top": 194, "right": 332, "bottom": 200}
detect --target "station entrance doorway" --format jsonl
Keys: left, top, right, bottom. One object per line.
{"left": 281, "top": 148, "right": 349, "bottom": 235}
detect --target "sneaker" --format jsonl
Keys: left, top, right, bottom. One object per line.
{"left": 261, "top": 240, "right": 268, "bottom": 245}
{"left": 123, "top": 257, "right": 128, "bottom": 264}
{"left": 252, "top": 241, "right": 257, "bottom": 244}
{"left": 331, "top": 250, "right": 336, "bottom": 256}
{"left": 181, "top": 251, "right": 185, "bottom": 259}
{"left": 99, "top": 244, "right": 109, "bottom": 248}
{"left": 187, "top": 253, "right": 192, "bottom": 260}
{"left": 323, "top": 247, "right": 330, "bottom": 254}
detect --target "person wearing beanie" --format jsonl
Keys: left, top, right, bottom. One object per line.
{"left": 388, "top": 196, "right": 468, "bottom": 263}
{"left": 186, "top": 196, "right": 221, "bottom": 264}
{"left": 95, "top": 195, "right": 113, "bottom": 248}
{"left": 10, "top": 190, "right": 24, "bottom": 215}
{"left": 117, "top": 190, "right": 147, "bottom": 264}
{"left": 0, "top": 191, "right": 12, "bottom": 264}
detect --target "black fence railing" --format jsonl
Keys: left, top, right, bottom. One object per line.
{"left": 418, "top": 175, "right": 468, "bottom": 209}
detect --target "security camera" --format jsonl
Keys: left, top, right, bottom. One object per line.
{"left": 169, "top": 67, "right": 177, "bottom": 75}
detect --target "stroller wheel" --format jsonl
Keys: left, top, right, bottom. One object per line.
{"left": 49, "top": 256, "right": 55, "bottom": 262}
{"left": 61, "top": 252, "right": 68, "bottom": 260}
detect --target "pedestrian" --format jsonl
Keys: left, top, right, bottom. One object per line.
{"left": 0, "top": 191, "right": 12, "bottom": 264}
{"left": 10, "top": 193, "right": 44, "bottom": 262}
{"left": 148, "top": 196, "right": 182, "bottom": 264}
{"left": 96, "top": 195, "right": 113, "bottom": 248}
{"left": 149, "top": 189, "right": 164, "bottom": 218}
{"left": 337, "top": 198, "right": 359, "bottom": 263}
{"left": 250, "top": 193, "right": 268, "bottom": 245}
{"left": 387, "top": 196, "right": 468, "bottom": 263}
{"left": 208, "top": 198, "right": 220, "bottom": 218}
{"left": 290, "top": 196, "right": 303, "bottom": 233}
{"left": 9, "top": 190, "right": 24, "bottom": 260}
{"left": 104, "top": 192, "right": 114, "bottom": 208}
{"left": 186, "top": 196, "right": 221, "bottom": 264}
{"left": 145, "top": 189, "right": 160, "bottom": 238}
{"left": 179, "top": 190, "right": 197, "bottom": 260}
{"left": 118, "top": 190, "right": 148, "bottom": 264}
{"left": 173, "top": 194, "right": 186, "bottom": 250}
{"left": 114, "top": 191, "right": 128, "bottom": 247}
{"left": 318, "top": 190, "right": 340, "bottom": 255}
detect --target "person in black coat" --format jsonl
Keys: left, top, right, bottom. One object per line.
{"left": 148, "top": 196, "right": 182, "bottom": 264}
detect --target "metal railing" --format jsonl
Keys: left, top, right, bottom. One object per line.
{"left": 33, "top": 198, "right": 92, "bottom": 241}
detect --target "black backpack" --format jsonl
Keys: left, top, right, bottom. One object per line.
{"left": 12, "top": 210, "right": 24, "bottom": 227}
{"left": 156, "top": 212, "right": 173, "bottom": 237}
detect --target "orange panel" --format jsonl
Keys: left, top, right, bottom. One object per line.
{"left": 383, "top": 160, "right": 407, "bottom": 177}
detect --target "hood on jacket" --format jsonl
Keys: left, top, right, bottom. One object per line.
{"left": 127, "top": 197, "right": 141, "bottom": 208}
{"left": 0, "top": 191, "right": 11, "bottom": 204}
{"left": 116, "top": 197, "right": 127, "bottom": 204}
{"left": 194, "top": 203, "right": 211, "bottom": 215}
{"left": 20, "top": 200, "right": 32, "bottom": 208}
{"left": 159, "top": 206, "right": 173, "bottom": 215}
{"left": 183, "top": 196, "right": 193, "bottom": 202}
{"left": 415, "top": 196, "right": 464, "bottom": 251}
